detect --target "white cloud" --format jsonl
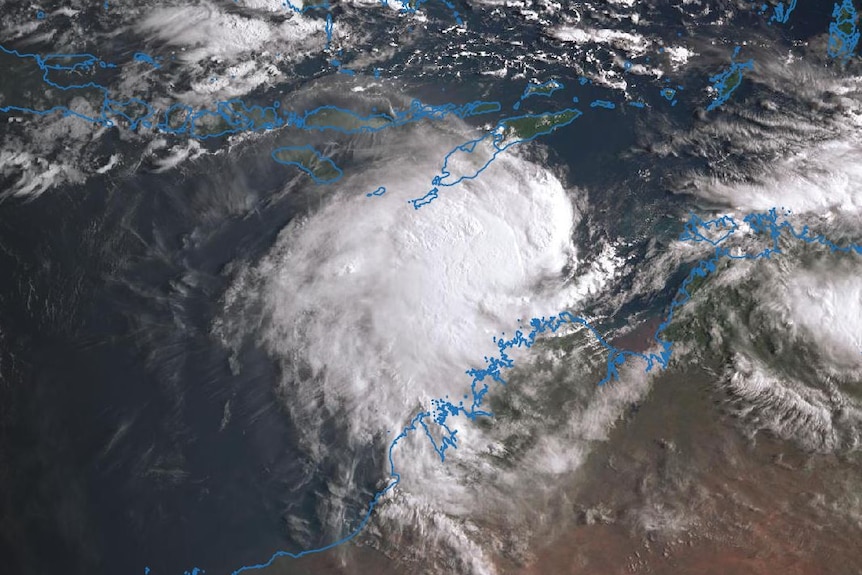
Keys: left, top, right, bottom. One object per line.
{"left": 140, "top": 3, "right": 324, "bottom": 64}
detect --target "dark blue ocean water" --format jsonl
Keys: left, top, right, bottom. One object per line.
{"left": 0, "top": 2, "right": 828, "bottom": 567}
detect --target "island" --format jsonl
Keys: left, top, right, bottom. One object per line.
{"left": 270, "top": 145, "right": 343, "bottom": 184}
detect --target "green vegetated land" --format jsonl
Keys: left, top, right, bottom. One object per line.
{"left": 502, "top": 109, "right": 580, "bottom": 140}
{"left": 272, "top": 146, "right": 342, "bottom": 182}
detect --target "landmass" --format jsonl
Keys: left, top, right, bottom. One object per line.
{"left": 409, "top": 108, "right": 582, "bottom": 208}
{"left": 706, "top": 46, "right": 755, "bottom": 111}
{"left": 771, "top": 0, "right": 798, "bottom": 24}
{"left": 219, "top": 206, "right": 862, "bottom": 575}
{"left": 828, "top": 0, "right": 860, "bottom": 62}
{"left": 513, "top": 79, "right": 565, "bottom": 109}
{"left": 270, "top": 146, "right": 343, "bottom": 184}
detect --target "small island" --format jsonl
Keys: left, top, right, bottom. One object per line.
{"left": 706, "top": 46, "right": 754, "bottom": 112}
{"left": 271, "top": 145, "right": 343, "bottom": 184}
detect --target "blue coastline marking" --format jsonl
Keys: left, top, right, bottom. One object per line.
{"left": 409, "top": 109, "right": 582, "bottom": 209}
{"left": 157, "top": 207, "right": 862, "bottom": 575}
{"left": 280, "top": 0, "right": 330, "bottom": 14}
{"left": 439, "top": 0, "right": 464, "bottom": 25}
{"left": 1, "top": 0, "right": 803, "bottom": 166}
{"left": 270, "top": 145, "right": 343, "bottom": 184}
{"left": 366, "top": 186, "right": 386, "bottom": 197}
{"left": 770, "top": 0, "right": 798, "bottom": 23}
{"left": 828, "top": 0, "right": 860, "bottom": 62}
{"left": 513, "top": 79, "right": 564, "bottom": 110}
{"left": 1, "top": 0, "right": 834, "bottom": 571}
{"left": 0, "top": 44, "right": 150, "bottom": 128}
{"left": 0, "top": 41, "right": 506, "bottom": 175}
{"left": 384, "top": 0, "right": 464, "bottom": 24}
{"left": 275, "top": 0, "right": 466, "bottom": 25}
{"left": 706, "top": 46, "right": 755, "bottom": 112}
{"left": 271, "top": 0, "right": 463, "bottom": 51}
{"left": 324, "top": 12, "right": 334, "bottom": 51}
{"left": 133, "top": 52, "right": 161, "bottom": 69}
{"left": 0, "top": 40, "right": 508, "bottom": 188}
{"left": 0, "top": 1, "right": 797, "bottom": 196}
{"left": 628, "top": 101, "right": 646, "bottom": 108}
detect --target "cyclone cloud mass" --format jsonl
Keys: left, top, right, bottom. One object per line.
{"left": 4, "top": 1, "right": 862, "bottom": 575}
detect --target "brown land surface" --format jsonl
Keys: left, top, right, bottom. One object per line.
{"left": 516, "top": 369, "right": 862, "bottom": 575}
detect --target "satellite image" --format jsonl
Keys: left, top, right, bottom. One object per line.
{"left": 2, "top": 0, "right": 862, "bottom": 573}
